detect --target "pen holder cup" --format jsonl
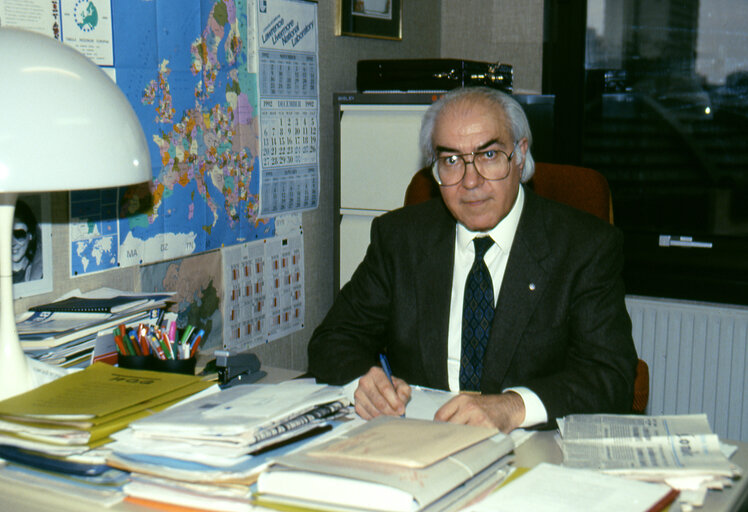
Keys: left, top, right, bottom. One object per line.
{"left": 118, "top": 355, "right": 196, "bottom": 375}
{"left": 151, "top": 357, "right": 197, "bottom": 375}
{"left": 117, "top": 355, "right": 152, "bottom": 371}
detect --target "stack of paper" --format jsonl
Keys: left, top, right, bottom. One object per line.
{"left": 107, "top": 380, "right": 351, "bottom": 510}
{"left": 558, "top": 413, "right": 742, "bottom": 509}
{"left": 0, "top": 362, "right": 212, "bottom": 507}
{"left": 0, "top": 362, "right": 211, "bottom": 454}
{"left": 256, "top": 416, "right": 515, "bottom": 512}
{"left": 17, "top": 288, "right": 173, "bottom": 368}
{"left": 462, "top": 463, "right": 679, "bottom": 512}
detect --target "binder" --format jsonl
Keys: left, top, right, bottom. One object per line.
{"left": 257, "top": 416, "right": 514, "bottom": 512}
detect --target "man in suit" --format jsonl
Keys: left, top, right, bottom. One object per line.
{"left": 308, "top": 87, "right": 638, "bottom": 432}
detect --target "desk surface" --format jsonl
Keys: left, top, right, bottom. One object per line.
{"left": 1, "top": 374, "right": 746, "bottom": 512}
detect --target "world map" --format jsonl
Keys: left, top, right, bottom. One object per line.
{"left": 70, "top": 0, "right": 273, "bottom": 275}
{"left": 140, "top": 251, "right": 223, "bottom": 352}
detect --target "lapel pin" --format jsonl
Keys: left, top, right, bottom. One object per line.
{"left": 529, "top": 283, "right": 536, "bottom": 291}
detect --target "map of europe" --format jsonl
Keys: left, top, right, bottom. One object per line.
{"left": 70, "top": 0, "right": 273, "bottom": 275}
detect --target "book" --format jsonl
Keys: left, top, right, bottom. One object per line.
{"left": 462, "top": 462, "right": 679, "bottom": 512}
{"left": 18, "top": 288, "right": 172, "bottom": 340}
{"left": 306, "top": 415, "right": 497, "bottom": 468}
{"left": 256, "top": 416, "right": 514, "bottom": 512}
{"left": 18, "top": 308, "right": 156, "bottom": 349}
{"left": 29, "top": 295, "right": 154, "bottom": 314}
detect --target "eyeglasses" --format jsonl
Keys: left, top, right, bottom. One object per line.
{"left": 12, "top": 229, "right": 28, "bottom": 239}
{"left": 431, "top": 142, "right": 518, "bottom": 187}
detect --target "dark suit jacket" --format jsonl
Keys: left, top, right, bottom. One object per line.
{"left": 308, "top": 187, "right": 638, "bottom": 427}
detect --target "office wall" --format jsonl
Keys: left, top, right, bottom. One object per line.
{"left": 257, "top": 0, "right": 443, "bottom": 369}
{"left": 15, "top": 1, "right": 442, "bottom": 373}
{"left": 440, "top": 0, "right": 545, "bottom": 93}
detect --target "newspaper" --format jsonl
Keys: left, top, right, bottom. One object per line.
{"left": 558, "top": 414, "right": 740, "bottom": 481}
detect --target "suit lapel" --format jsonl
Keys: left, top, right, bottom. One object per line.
{"left": 414, "top": 201, "right": 455, "bottom": 389}
{"left": 482, "top": 189, "right": 552, "bottom": 390}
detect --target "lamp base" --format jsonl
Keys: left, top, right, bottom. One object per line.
{"left": 0, "top": 194, "right": 34, "bottom": 401}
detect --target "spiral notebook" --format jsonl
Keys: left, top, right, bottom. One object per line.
{"left": 29, "top": 294, "right": 170, "bottom": 314}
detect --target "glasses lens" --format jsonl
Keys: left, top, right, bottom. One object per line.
{"left": 434, "top": 148, "right": 512, "bottom": 186}
{"left": 13, "top": 229, "right": 28, "bottom": 239}
{"left": 474, "top": 149, "right": 511, "bottom": 180}
{"left": 436, "top": 156, "right": 464, "bottom": 186}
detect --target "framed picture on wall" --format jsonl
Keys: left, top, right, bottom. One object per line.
{"left": 12, "top": 193, "right": 53, "bottom": 299}
{"left": 335, "top": 0, "right": 402, "bottom": 40}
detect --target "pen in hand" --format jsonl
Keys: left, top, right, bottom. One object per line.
{"left": 379, "top": 353, "right": 405, "bottom": 417}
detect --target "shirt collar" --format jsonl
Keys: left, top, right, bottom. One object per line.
{"left": 456, "top": 185, "right": 525, "bottom": 254}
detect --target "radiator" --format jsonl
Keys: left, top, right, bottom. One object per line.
{"left": 625, "top": 295, "right": 748, "bottom": 442}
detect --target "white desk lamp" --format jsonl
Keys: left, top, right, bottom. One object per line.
{"left": 0, "top": 28, "right": 151, "bottom": 400}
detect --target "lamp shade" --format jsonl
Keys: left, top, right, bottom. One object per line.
{"left": 0, "top": 28, "right": 151, "bottom": 400}
{"left": 0, "top": 27, "right": 151, "bottom": 191}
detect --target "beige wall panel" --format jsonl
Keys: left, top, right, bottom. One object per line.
{"left": 440, "top": 0, "right": 544, "bottom": 92}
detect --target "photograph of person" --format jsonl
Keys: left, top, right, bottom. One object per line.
{"left": 12, "top": 194, "right": 52, "bottom": 299}
{"left": 12, "top": 199, "right": 43, "bottom": 284}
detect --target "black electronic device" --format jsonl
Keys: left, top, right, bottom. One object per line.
{"left": 357, "top": 59, "right": 513, "bottom": 93}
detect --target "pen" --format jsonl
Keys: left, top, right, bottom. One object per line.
{"left": 379, "top": 353, "right": 405, "bottom": 417}
{"left": 379, "top": 353, "right": 395, "bottom": 387}
{"left": 113, "top": 332, "right": 128, "bottom": 356}
{"left": 168, "top": 320, "right": 177, "bottom": 343}
{"left": 118, "top": 325, "right": 137, "bottom": 355}
{"left": 180, "top": 325, "right": 195, "bottom": 345}
{"left": 148, "top": 334, "right": 166, "bottom": 360}
{"left": 189, "top": 329, "right": 204, "bottom": 358}
{"left": 161, "top": 330, "right": 175, "bottom": 359}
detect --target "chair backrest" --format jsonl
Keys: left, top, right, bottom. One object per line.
{"left": 404, "top": 162, "right": 613, "bottom": 225}
{"left": 403, "top": 166, "right": 439, "bottom": 207}
{"left": 403, "top": 162, "right": 649, "bottom": 414}
{"left": 529, "top": 162, "right": 613, "bottom": 224}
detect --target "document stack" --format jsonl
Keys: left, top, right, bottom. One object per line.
{"left": 0, "top": 362, "right": 212, "bottom": 506}
{"left": 107, "top": 380, "right": 351, "bottom": 511}
{"left": 558, "top": 413, "right": 742, "bottom": 509}
{"left": 461, "top": 463, "right": 680, "bottom": 512}
{"left": 17, "top": 288, "right": 173, "bottom": 368}
{"left": 256, "top": 416, "right": 515, "bottom": 512}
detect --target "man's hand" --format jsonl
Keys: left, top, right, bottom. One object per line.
{"left": 434, "top": 391, "right": 526, "bottom": 433}
{"left": 354, "top": 366, "right": 411, "bottom": 419}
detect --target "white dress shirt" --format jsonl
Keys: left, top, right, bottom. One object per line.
{"left": 446, "top": 186, "right": 548, "bottom": 427}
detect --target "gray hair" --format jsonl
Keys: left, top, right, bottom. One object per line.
{"left": 419, "top": 87, "right": 535, "bottom": 182}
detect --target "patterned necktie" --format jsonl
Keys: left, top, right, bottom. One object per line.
{"left": 460, "top": 236, "right": 495, "bottom": 392}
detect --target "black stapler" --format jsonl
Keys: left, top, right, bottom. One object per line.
{"left": 215, "top": 350, "right": 266, "bottom": 388}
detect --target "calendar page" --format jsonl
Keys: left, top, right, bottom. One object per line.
{"left": 256, "top": 0, "right": 319, "bottom": 216}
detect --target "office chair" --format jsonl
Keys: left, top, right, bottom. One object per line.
{"left": 403, "top": 162, "right": 650, "bottom": 414}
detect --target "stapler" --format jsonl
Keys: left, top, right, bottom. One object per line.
{"left": 215, "top": 350, "right": 266, "bottom": 388}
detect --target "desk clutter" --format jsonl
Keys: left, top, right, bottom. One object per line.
{"left": 17, "top": 288, "right": 175, "bottom": 369}
{"left": 556, "top": 413, "right": 742, "bottom": 510}
{"left": 0, "top": 363, "right": 742, "bottom": 511}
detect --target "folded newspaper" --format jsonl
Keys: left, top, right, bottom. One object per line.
{"left": 558, "top": 414, "right": 740, "bottom": 479}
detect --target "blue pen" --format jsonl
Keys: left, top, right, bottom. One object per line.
{"left": 379, "top": 353, "right": 405, "bottom": 417}
{"left": 379, "top": 353, "right": 395, "bottom": 386}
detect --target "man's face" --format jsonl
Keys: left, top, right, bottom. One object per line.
{"left": 434, "top": 97, "right": 526, "bottom": 232}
